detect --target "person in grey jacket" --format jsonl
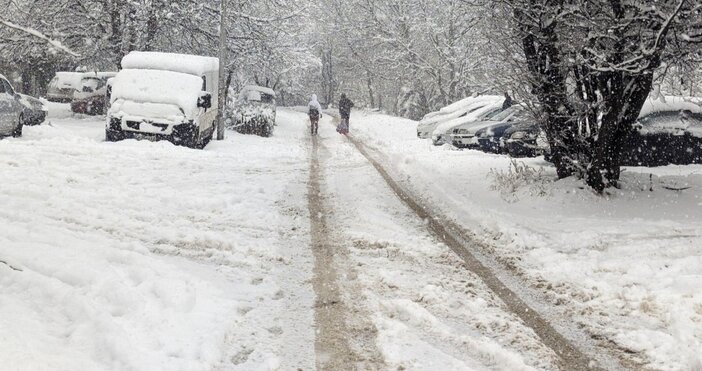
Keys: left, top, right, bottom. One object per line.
{"left": 308, "top": 94, "right": 322, "bottom": 135}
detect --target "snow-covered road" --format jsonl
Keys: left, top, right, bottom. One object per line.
{"left": 0, "top": 106, "right": 570, "bottom": 370}
{"left": 3, "top": 105, "right": 697, "bottom": 370}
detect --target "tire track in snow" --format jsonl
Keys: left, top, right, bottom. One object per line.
{"left": 340, "top": 129, "right": 627, "bottom": 371}
{"left": 308, "top": 133, "right": 360, "bottom": 369}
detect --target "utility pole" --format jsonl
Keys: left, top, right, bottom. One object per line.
{"left": 216, "top": 0, "right": 227, "bottom": 140}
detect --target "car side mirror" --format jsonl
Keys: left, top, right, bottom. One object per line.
{"left": 198, "top": 92, "right": 212, "bottom": 109}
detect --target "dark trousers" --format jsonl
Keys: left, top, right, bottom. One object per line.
{"left": 310, "top": 117, "right": 319, "bottom": 134}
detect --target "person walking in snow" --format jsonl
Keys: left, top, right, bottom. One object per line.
{"left": 338, "top": 93, "right": 354, "bottom": 135}
{"left": 308, "top": 94, "right": 323, "bottom": 135}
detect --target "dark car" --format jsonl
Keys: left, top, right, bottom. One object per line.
{"left": 451, "top": 105, "right": 523, "bottom": 149}
{"left": 473, "top": 106, "right": 533, "bottom": 153}
{"left": 620, "top": 105, "right": 702, "bottom": 166}
{"left": 504, "top": 122, "right": 549, "bottom": 157}
{"left": 18, "top": 93, "right": 48, "bottom": 126}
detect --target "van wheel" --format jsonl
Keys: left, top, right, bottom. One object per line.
{"left": 12, "top": 115, "right": 23, "bottom": 137}
{"left": 106, "top": 128, "right": 124, "bottom": 142}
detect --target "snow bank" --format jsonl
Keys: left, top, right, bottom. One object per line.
{"left": 122, "top": 52, "right": 218, "bottom": 76}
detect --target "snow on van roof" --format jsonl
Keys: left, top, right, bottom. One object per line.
{"left": 242, "top": 85, "right": 276, "bottom": 97}
{"left": 639, "top": 96, "right": 702, "bottom": 118}
{"left": 122, "top": 52, "right": 219, "bottom": 76}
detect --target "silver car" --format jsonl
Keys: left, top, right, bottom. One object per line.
{"left": 0, "top": 75, "right": 25, "bottom": 137}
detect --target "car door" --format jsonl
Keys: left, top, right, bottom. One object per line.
{"left": 2, "top": 78, "right": 21, "bottom": 129}
{"left": 0, "top": 78, "right": 11, "bottom": 134}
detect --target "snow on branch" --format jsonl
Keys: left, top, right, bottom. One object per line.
{"left": 0, "top": 18, "right": 80, "bottom": 57}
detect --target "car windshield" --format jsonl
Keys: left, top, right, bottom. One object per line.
{"left": 490, "top": 106, "right": 522, "bottom": 121}
{"left": 81, "top": 77, "right": 100, "bottom": 91}
{"left": 260, "top": 94, "right": 274, "bottom": 104}
{"left": 482, "top": 108, "right": 504, "bottom": 120}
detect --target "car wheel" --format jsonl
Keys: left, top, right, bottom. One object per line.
{"left": 12, "top": 115, "right": 23, "bottom": 137}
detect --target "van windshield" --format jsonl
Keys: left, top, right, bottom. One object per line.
{"left": 110, "top": 69, "right": 204, "bottom": 119}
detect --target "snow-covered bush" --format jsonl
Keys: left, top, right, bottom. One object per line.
{"left": 225, "top": 86, "right": 276, "bottom": 137}
{"left": 489, "top": 160, "right": 551, "bottom": 202}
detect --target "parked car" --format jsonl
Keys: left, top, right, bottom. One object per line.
{"left": 620, "top": 97, "right": 702, "bottom": 166}
{"left": 227, "top": 85, "right": 277, "bottom": 137}
{"left": 504, "top": 122, "right": 550, "bottom": 158}
{"left": 106, "top": 51, "right": 219, "bottom": 148}
{"left": 71, "top": 72, "right": 117, "bottom": 115}
{"left": 474, "top": 106, "right": 534, "bottom": 153}
{"left": 46, "top": 72, "right": 84, "bottom": 103}
{"left": 431, "top": 97, "right": 504, "bottom": 145}
{"left": 18, "top": 93, "right": 48, "bottom": 126}
{"left": 416, "top": 95, "right": 502, "bottom": 139}
{"left": 0, "top": 74, "right": 25, "bottom": 137}
{"left": 451, "top": 105, "right": 525, "bottom": 150}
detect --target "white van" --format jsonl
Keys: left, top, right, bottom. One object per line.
{"left": 106, "top": 51, "right": 219, "bottom": 148}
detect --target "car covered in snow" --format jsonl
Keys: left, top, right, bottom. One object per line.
{"left": 226, "top": 85, "right": 276, "bottom": 137}
{"left": 46, "top": 72, "right": 84, "bottom": 103}
{"left": 0, "top": 75, "right": 25, "bottom": 137}
{"left": 71, "top": 72, "right": 117, "bottom": 115}
{"left": 620, "top": 97, "right": 702, "bottom": 166}
{"left": 431, "top": 97, "right": 504, "bottom": 146}
{"left": 416, "top": 95, "right": 502, "bottom": 139}
{"left": 18, "top": 93, "right": 48, "bottom": 126}
{"left": 106, "top": 51, "right": 219, "bottom": 148}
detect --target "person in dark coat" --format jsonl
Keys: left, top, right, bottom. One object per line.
{"left": 502, "top": 92, "right": 513, "bottom": 110}
{"left": 338, "top": 93, "right": 354, "bottom": 134}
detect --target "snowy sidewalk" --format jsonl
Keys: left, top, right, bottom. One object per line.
{"left": 348, "top": 110, "right": 702, "bottom": 370}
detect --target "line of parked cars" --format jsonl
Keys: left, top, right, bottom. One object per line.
{"left": 417, "top": 95, "right": 702, "bottom": 166}
{"left": 47, "top": 71, "right": 117, "bottom": 115}
{"left": 3, "top": 51, "right": 278, "bottom": 148}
